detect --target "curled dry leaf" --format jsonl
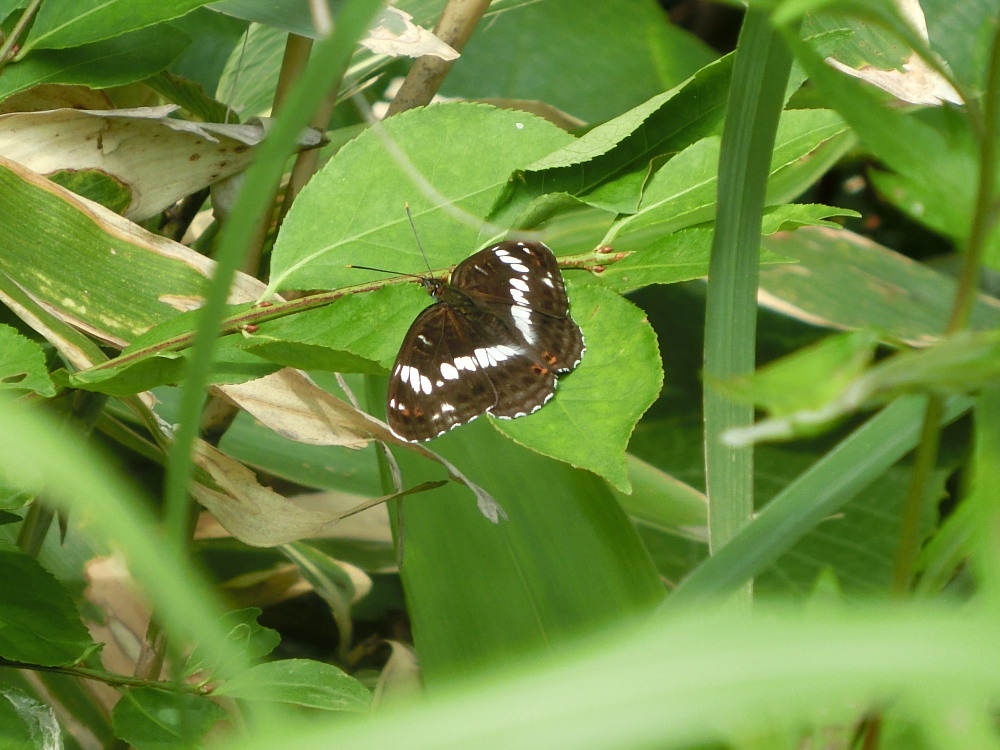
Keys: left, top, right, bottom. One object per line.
{"left": 824, "top": 0, "right": 962, "bottom": 106}
{"left": 0, "top": 105, "right": 323, "bottom": 220}
{"left": 0, "top": 84, "right": 112, "bottom": 115}
{"left": 361, "top": 6, "right": 459, "bottom": 60}
{"left": 83, "top": 556, "right": 159, "bottom": 711}
{"left": 372, "top": 640, "right": 421, "bottom": 707}
{"left": 215, "top": 370, "right": 373, "bottom": 449}
{"left": 192, "top": 441, "right": 368, "bottom": 546}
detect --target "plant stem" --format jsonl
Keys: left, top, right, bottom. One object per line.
{"left": 161, "top": 0, "right": 385, "bottom": 545}
{"left": 892, "top": 21, "right": 1000, "bottom": 594}
{"left": 702, "top": 9, "right": 792, "bottom": 599}
{"left": 0, "top": 0, "right": 42, "bottom": 68}
{"left": 0, "top": 657, "right": 205, "bottom": 694}
{"left": 385, "top": 0, "right": 491, "bottom": 116}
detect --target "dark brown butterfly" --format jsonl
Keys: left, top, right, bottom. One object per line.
{"left": 387, "top": 241, "right": 584, "bottom": 442}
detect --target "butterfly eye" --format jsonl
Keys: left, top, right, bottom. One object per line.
{"left": 386, "top": 241, "right": 584, "bottom": 442}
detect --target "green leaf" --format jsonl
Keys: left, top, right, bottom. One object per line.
{"left": 719, "top": 330, "right": 879, "bottom": 417}
{"left": 585, "top": 227, "right": 770, "bottom": 293}
{"left": 0, "top": 25, "right": 190, "bottom": 102}
{"left": 214, "top": 21, "right": 285, "bottom": 118}
{"left": 0, "top": 324, "right": 55, "bottom": 396}
{"left": 391, "top": 419, "right": 664, "bottom": 682}
{"left": 213, "top": 659, "right": 372, "bottom": 711}
{"left": 439, "top": 0, "right": 715, "bottom": 124}
{"left": 67, "top": 339, "right": 279, "bottom": 396}
{"left": 587, "top": 202, "right": 852, "bottom": 294}
{"left": 0, "top": 542, "right": 95, "bottom": 666}
{"left": 145, "top": 70, "right": 232, "bottom": 122}
{"left": 23, "top": 0, "right": 212, "bottom": 51}
{"left": 268, "top": 101, "right": 574, "bottom": 293}
{"left": 490, "top": 54, "right": 735, "bottom": 220}
{"left": 496, "top": 284, "right": 662, "bottom": 491}
{"left": 760, "top": 227, "right": 1000, "bottom": 345}
{"left": 184, "top": 608, "right": 280, "bottom": 680}
{"left": 47, "top": 169, "right": 132, "bottom": 214}
{"left": 111, "top": 688, "right": 227, "bottom": 750}
{"left": 758, "top": 453, "right": 948, "bottom": 597}
{"left": 781, "top": 25, "right": 1000, "bottom": 266}
{"left": 671, "top": 395, "right": 973, "bottom": 603}
{"left": 240, "top": 289, "right": 414, "bottom": 373}
{"left": 760, "top": 202, "right": 859, "bottom": 232}
{"left": 606, "top": 109, "right": 849, "bottom": 246}
{"left": 0, "top": 479, "right": 35, "bottom": 511}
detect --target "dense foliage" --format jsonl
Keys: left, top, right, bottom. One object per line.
{"left": 0, "top": 0, "right": 998, "bottom": 748}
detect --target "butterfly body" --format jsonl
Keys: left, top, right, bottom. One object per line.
{"left": 387, "top": 241, "right": 584, "bottom": 442}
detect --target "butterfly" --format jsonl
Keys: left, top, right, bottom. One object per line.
{"left": 386, "top": 241, "right": 584, "bottom": 442}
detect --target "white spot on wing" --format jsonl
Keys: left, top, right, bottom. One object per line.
{"left": 441, "top": 403, "right": 456, "bottom": 413}
{"left": 510, "top": 278, "right": 529, "bottom": 292}
{"left": 486, "top": 346, "right": 511, "bottom": 363}
{"left": 440, "top": 362, "right": 459, "bottom": 380}
{"left": 510, "top": 305, "right": 535, "bottom": 344}
{"left": 511, "top": 263, "right": 530, "bottom": 273}
{"left": 420, "top": 374, "right": 432, "bottom": 394}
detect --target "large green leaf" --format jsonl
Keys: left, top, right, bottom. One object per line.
{"left": 268, "top": 102, "right": 574, "bottom": 293}
{"left": 391, "top": 419, "right": 664, "bottom": 683}
{"left": 213, "top": 659, "right": 372, "bottom": 711}
{"left": 215, "top": 604, "right": 1000, "bottom": 750}
{"left": 495, "top": 284, "right": 661, "bottom": 491}
{"left": 439, "top": 0, "right": 715, "bottom": 124}
{"left": 760, "top": 227, "right": 1000, "bottom": 344}
{"left": 22, "top": 0, "right": 212, "bottom": 51}
{"left": 489, "top": 54, "right": 734, "bottom": 221}
{"left": 0, "top": 26, "right": 190, "bottom": 102}
{"left": 0, "top": 542, "right": 95, "bottom": 666}
{"left": 111, "top": 688, "right": 227, "bottom": 750}
{"left": 605, "top": 109, "right": 848, "bottom": 246}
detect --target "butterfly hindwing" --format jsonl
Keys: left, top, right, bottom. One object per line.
{"left": 386, "top": 304, "right": 497, "bottom": 442}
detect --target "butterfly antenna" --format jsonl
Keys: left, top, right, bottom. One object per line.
{"left": 404, "top": 202, "right": 434, "bottom": 275}
{"left": 346, "top": 264, "right": 424, "bottom": 280}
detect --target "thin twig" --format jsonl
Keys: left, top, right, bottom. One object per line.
{"left": 0, "top": 0, "right": 43, "bottom": 70}
{"left": 892, "top": 22, "right": 1000, "bottom": 593}
{"left": 385, "top": 0, "right": 491, "bottom": 116}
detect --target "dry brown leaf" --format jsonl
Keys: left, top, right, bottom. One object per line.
{"left": 361, "top": 6, "right": 459, "bottom": 60}
{"left": 0, "top": 106, "right": 322, "bottom": 220}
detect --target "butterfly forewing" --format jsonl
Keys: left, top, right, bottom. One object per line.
{"left": 450, "top": 241, "right": 571, "bottom": 317}
{"left": 387, "top": 241, "right": 584, "bottom": 442}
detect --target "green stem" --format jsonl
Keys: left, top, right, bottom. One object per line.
{"left": 162, "top": 0, "right": 386, "bottom": 543}
{"left": 891, "top": 20, "right": 1000, "bottom": 595}
{"left": 891, "top": 397, "right": 944, "bottom": 595}
{"left": 0, "top": 658, "right": 205, "bottom": 694}
{"left": 702, "top": 10, "right": 792, "bottom": 592}
{"left": 0, "top": 0, "right": 42, "bottom": 68}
